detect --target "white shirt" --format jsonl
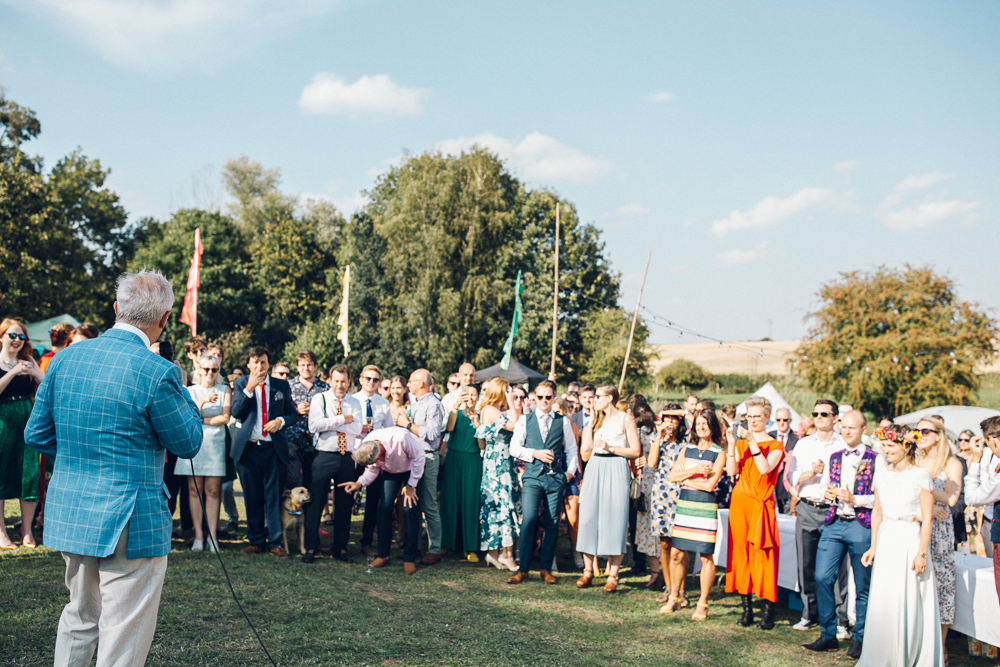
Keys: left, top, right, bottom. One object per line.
{"left": 113, "top": 322, "right": 150, "bottom": 349}
{"left": 308, "top": 391, "right": 363, "bottom": 453}
{"left": 966, "top": 450, "right": 1000, "bottom": 520}
{"left": 351, "top": 390, "right": 393, "bottom": 431}
{"left": 508, "top": 410, "right": 579, "bottom": 476}
{"left": 241, "top": 377, "right": 286, "bottom": 442}
{"left": 819, "top": 444, "right": 887, "bottom": 517}
{"left": 441, "top": 389, "right": 461, "bottom": 416}
{"left": 787, "top": 431, "right": 847, "bottom": 503}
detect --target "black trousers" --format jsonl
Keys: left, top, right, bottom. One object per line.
{"left": 304, "top": 451, "right": 359, "bottom": 554}
{"left": 629, "top": 498, "right": 647, "bottom": 569}
{"left": 164, "top": 451, "right": 193, "bottom": 531}
{"left": 286, "top": 444, "right": 315, "bottom": 490}
{"left": 361, "top": 473, "right": 384, "bottom": 548}
{"left": 378, "top": 471, "right": 421, "bottom": 562}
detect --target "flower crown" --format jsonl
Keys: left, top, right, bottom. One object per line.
{"left": 873, "top": 427, "right": 922, "bottom": 444}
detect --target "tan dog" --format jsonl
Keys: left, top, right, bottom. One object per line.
{"left": 281, "top": 487, "right": 312, "bottom": 555}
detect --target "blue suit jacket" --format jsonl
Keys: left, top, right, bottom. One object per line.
{"left": 230, "top": 376, "right": 297, "bottom": 466}
{"left": 24, "top": 328, "right": 203, "bottom": 558}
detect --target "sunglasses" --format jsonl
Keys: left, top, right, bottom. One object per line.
{"left": 775, "top": 418, "right": 791, "bottom": 422}
{"left": 535, "top": 394, "right": 554, "bottom": 401}
{"left": 201, "top": 367, "right": 220, "bottom": 373}
{"left": 6, "top": 333, "right": 27, "bottom": 341}
{"left": 812, "top": 411, "right": 833, "bottom": 418}
{"left": 274, "top": 371, "right": 289, "bottom": 377}
{"left": 958, "top": 437, "right": 970, "bottom": 442}
{"left": 447, "top": 381, "right": 459, "bottom": 387}
{"left": 361, "top": 376, "right": 380, "bottom": 382}
{"left": 918, "top": 428, "right": 937, "bottom": 436}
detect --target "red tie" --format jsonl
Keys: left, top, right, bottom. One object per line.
{"left": 259, "top": 383, "right": 268, "bottom": 431}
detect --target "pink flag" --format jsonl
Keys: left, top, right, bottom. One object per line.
{"left": 178, "top": 228, "right": 203, "bottom": 335}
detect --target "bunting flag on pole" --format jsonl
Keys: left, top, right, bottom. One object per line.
{"left": 500, "top": 270, "right": 524, "bottom": 370}
{"left": 178, "top": 227, "right": 203, "bottom": 335}
{"left": 337, "top": 265, "right": 351, "bottom": 355}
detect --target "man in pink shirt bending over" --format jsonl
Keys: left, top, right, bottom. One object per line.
{"left": 340, "top": 426, "right": 425, "bottom": 574}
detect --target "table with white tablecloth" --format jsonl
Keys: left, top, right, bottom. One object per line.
{"left": 710, "top": 509, "right": 1000, "bottom": 646}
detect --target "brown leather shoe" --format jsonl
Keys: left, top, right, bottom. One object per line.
{"left": 270, "top": 546, "right": 290, "bottom": 558}
{"left": 403, "top": 562, "right": 417, "bottom": 574}
{"left": 241, "top": 545, "right": 265, "bottom": 554}
{"left": 361, "top": 545, "right": 376, "bottom": 556}
{"left": 539, "top": 569, "right": 557, "bottom": 584}
{"left": 421, "top": 552, "right": 442, "bottom": 565}
{"left": 371, "top": 557, "right": 391, "bottom": 568}
{"left": 602, "top": 575, "right": 619, "bottom": 593}
{"left": 576, "top": 571, "right": 594, "bottom": 589}
{"left": 507, "top": 571, "right": 530, "bottom": 584}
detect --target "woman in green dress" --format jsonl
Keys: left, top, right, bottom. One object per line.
{"left": 0, "top": 318, "right": 44, "bottom": 549}
{"left": 441, "top": 384, "right": 483, "bottom": 562}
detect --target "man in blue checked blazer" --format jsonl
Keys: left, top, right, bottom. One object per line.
{"left": 24, "top": 270, "right": 203, "bottom": 667}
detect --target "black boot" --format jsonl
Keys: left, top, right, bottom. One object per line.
{"left": 737, "top": 593, "right": 754, "bottom": 627}
{"left": 757, "top": 600, "right": 776, "bottom": 630}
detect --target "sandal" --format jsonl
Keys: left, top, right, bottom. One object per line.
{"left": 658, "top": 595, "right": 681, "bottom": 614}
{"left": 20, "top": 534, "right": 37, "bottom": 549}
{"left": 645, "top": 572, "right": 665, "bottom": 590}
{"left": 655, "top": 588, "right": 672, "bottom": 604}
{"left": 677, "top": 595, "right": 690, "bottom": 609}
{"left": 602, "top": 575, "right": 619, "bottom": 593}
{"left": 576, "top": 570, "right": 595, "bottom": 589}
{"left": 692, "top": 603, "right": 709, "bottom": 621}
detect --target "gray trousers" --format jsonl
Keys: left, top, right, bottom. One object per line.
{"left": 417, "top": 450, "right": 442, "bottom": 554}
{"left": 795, "top": 502, "right": 848, "bottom": 625}
{"left": 54, "top": 523, "right": 168, "bottom": 667}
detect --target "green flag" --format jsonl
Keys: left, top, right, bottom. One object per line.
{"left": 500, "top": 270, "right": 524, "bottom": 370}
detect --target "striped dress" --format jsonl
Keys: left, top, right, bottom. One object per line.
{"left": 670, "top": 443, "right": 723, "bottom": 555}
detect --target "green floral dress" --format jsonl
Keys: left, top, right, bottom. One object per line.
{"left": 478, "top": 414, "right": 521, "bottom": 549}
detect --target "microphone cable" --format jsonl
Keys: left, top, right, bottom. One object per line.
{"left": 188, "top": 458, "right": 279, "bottom": 667}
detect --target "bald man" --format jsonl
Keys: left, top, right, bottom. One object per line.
{"left": 803, "top": 410, "right": 886, "bottom": 659}
{"left": 399, "top": 369, "right": 445, "bottom": 564}
{"left": 442, "top": 363, "right": 476, "bottom": 414}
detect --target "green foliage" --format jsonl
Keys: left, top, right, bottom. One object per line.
{"left": 221, "top": 155, "right": 296, "bottom": 235}
{"left": 655, "top": 358, "right": 712, "bottom": 390}
{"left": 796, "top": 265, "right": 999, "bottom": 415}
{"left": 208, "top": 325, "right": 254, "bottom": 372}
{"left": 0, "top": 89, "right": 41, "bottom": 170}
{"left": 578, "top": 307, "right": 651, "bottom": 394}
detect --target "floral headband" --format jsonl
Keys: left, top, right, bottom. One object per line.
{"left": 873, "top": 428, "right": 922, "bottom": 444}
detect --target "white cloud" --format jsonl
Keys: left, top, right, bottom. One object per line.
{"left": 711, "top": 187, "right": 832, "bottom": 238}
{"left": 877, "top": 171, "right": 980, "bottom": 230}
{"left": 834, "top": 160, "right": 859, "bottom": 172}
{"left": 435, "top": 132, "right": 613, "bottom": 184}
{"left": 7, "top": 0, "right": 339, "bottom": 71}
{"left": 681, "top": 216, "right": 697, "bottom": 227}
{"left": 716, "top": 242, "right": 769, "bottom": 266}
{"left": 883, "top": 200, "right": 981, "bottom": 231}
{"left": 617, "top": 203, "right": 650, "bottom": 216}
{"left": 651, "top": 91, "right": 672, "bottom": 103}
{"left": 299, "top": 73, "right": 425, "bottom": 116}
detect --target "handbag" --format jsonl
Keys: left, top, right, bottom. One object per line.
{"left": 629, "top": 466, "right": 647, "bottom": 512}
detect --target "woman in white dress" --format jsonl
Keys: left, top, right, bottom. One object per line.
{"left": 576, "top": 385, "right": 642, "bottom": 593}
{"left": 175, "top": 352, "right": 231, "bottom": 551}
{"left": 857, "top": 424, "right": 943, "bottom": 667}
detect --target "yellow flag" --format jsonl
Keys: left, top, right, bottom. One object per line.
{"left": 337, "top": 266, "right": 351, "bottom": 355}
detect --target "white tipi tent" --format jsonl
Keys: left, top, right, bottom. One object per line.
{"left": 736, "top": 381, "right": 801, "bottom": 425}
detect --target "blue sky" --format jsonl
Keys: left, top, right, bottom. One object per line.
{"left": 2, "top": 1, "right": 997, "bottom": 345}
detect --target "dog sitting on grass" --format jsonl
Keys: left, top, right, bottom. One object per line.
{"left": 281, "top": 487, "right": 312, "bottom": 555}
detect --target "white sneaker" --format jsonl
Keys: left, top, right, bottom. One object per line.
{"left": 191, "top": 539, "right": 204, "bottom": 552}
{"left": 206, "top": 539, "right": 218, "bottom": 553}
{"left": 792, "top": 618, "right": 818, "bottom": 631}
{"left": 836, "top": 625, "right": 851, "bottom": 640}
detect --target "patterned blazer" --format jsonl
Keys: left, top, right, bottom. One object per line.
{"left": 824, "top": 447, "right": 879, "bottom": 529}
{"left": 24, "top": 328, "right": 203, "bottom": 558}
{"left": 230, "top": 376, "right": 298, "bottom": 465}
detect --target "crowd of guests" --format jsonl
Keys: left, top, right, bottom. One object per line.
{"left": 3, "top": 318, "right": 1000, "bottom": 667}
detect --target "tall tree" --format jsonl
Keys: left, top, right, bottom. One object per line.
{"left": 795, "top": 265, "right": 998, "bottom": 415}
{"left": 221, "top": 155, "right": 296, "bottom": 236}
{"left": 578, "top": 307, "right": 652, "bottom": 394}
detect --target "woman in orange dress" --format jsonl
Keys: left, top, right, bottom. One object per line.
{"left": 724, "top": 396, "right": 784, "bottom": 630}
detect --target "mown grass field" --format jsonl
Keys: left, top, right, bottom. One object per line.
{"left": 2, "top": 503, "right": 996, "bottom": 667}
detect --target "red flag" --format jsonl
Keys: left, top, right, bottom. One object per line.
{"left": 178, "top": 228, "right": 203, "bottom": 335}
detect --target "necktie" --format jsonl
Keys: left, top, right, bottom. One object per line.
{"left": 540, "top": 413, "right": 550, "bottom": 440}
{"left": 844, "top": 449, "right": 860, "bottom": 458}
{"left": 259, "top": 383, "right": 268, "bottom": 434}
{"left": 337, "top": 399, "right": 347, "bottom": 454}
{"left": 366, "top": 399, "right": 373, "bottom": 425}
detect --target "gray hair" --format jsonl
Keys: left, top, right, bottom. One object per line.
{"left": 744, "top": 396, "right": 772, "bottom": 416}
{"left": 353, "top": 439, "right": 381, "bottom": 466}
{"left": 116, "top": 270, "right": 175, "bottom": 328}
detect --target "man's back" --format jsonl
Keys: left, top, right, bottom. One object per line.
{"left": 25, "top": 328, "right": 202, "bottom": 558}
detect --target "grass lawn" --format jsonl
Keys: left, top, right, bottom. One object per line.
{"left": 2, "top": 500, "right": 996, "bottom": 667}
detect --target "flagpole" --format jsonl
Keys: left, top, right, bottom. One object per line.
{"left": 618, "top": 250, "right": 651, "bottom": 394}
{"left": 549, "top": 202, "right": 560, "bottom": 379}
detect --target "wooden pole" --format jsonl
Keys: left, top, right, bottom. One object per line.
{"left": 549, "top": 202, "right": 560, "bottom": 379}
{"left": 619, "top": 250, "right": 652, "bottom": 394}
